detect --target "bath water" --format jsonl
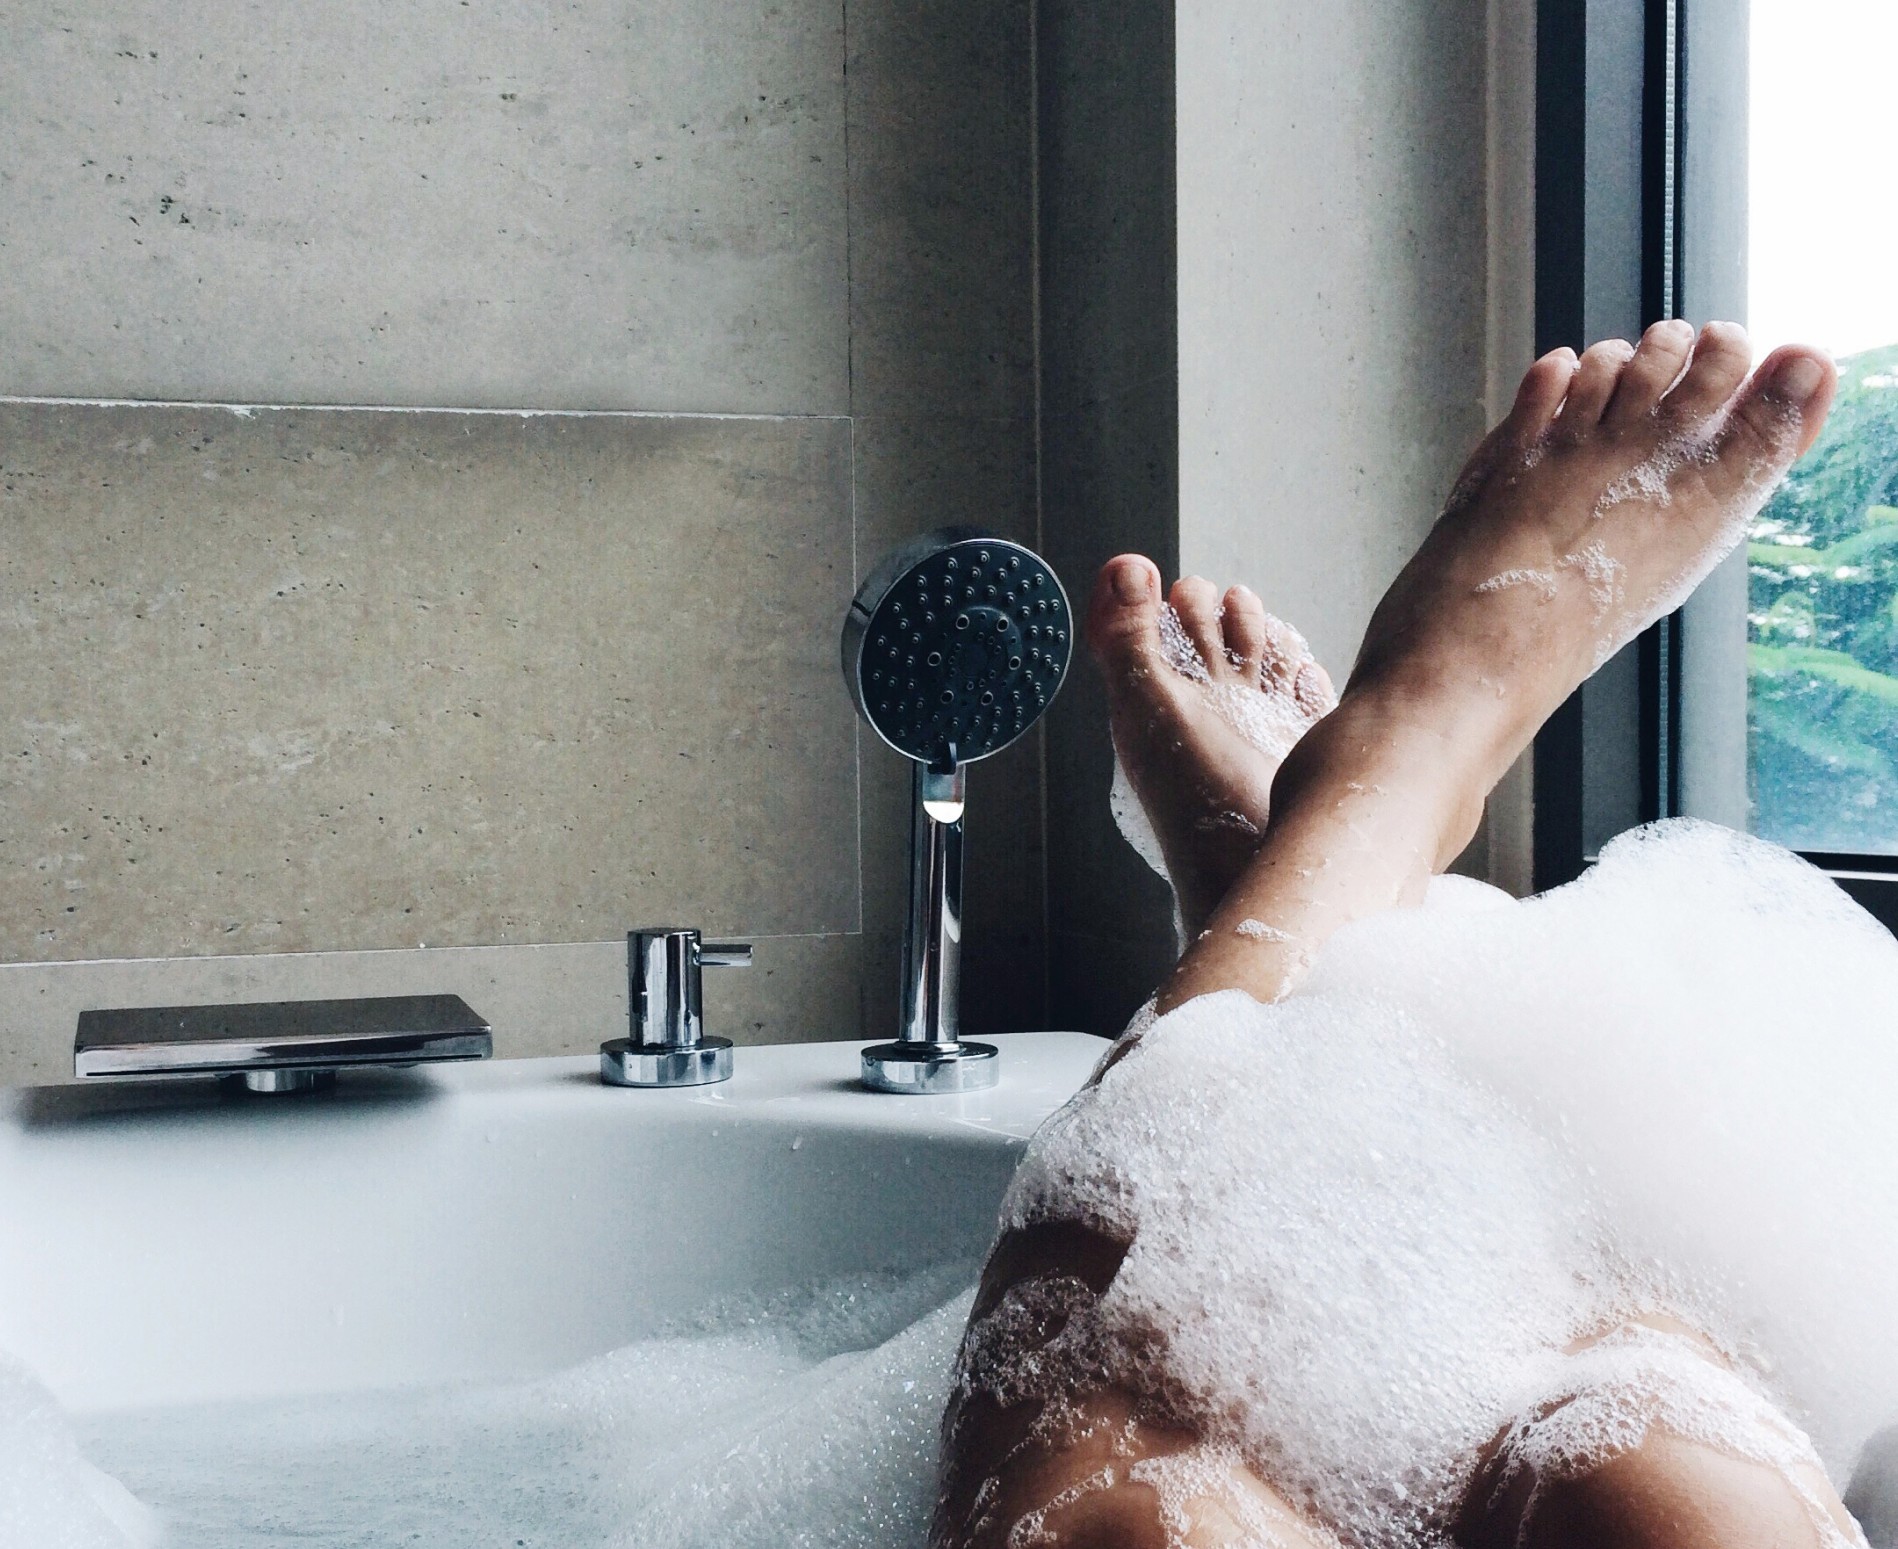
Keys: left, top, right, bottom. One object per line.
{"left": 19, "top": 1265, "right": 977, "bottom": 1549}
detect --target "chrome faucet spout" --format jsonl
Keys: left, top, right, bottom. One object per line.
{"left": 72, "top": 995, "right": 491, "bottom": 1089}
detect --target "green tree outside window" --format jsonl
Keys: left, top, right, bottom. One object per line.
{"left": 1750, "top": 344, "right": 1898, "bottom": 848}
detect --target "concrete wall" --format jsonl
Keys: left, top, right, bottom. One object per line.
{"left": 0, "top": 0, "right": 1040, "bottom": 1081}
{"left": 0, "top": 0, "right": 1539, "bottom": 1070}
{"left": 1177, "top": 2, "right": 1491, "bottom": 675}
{"left": 1040, "top": 0, "right": 1537, "bottom": 1035}
{"left": 1039, "top": 0, "right": 1182, "bottom": 1035}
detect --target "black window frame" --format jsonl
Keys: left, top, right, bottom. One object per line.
{"left": 1531, "top": 0, "right": 1898, "bottom": 930}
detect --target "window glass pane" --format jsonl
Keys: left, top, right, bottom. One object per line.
{"left": 1746, "top": 0, "right": 1898, "bottom": 851}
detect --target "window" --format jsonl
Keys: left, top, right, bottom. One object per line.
{"left": 1744, "top": 1, "right": 1898, "bottom": 854}
{"left": 1534, "top": 0, "right": 1898, "bottom": 922}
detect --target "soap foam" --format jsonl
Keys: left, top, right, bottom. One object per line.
{"left": 72, "top": 1265, "right": 977, "bottom": 1549}
{"left": 1110, "top": 754, "right": 1170, "bottom": 882}
{"left": 1557, "top": 539, "right": 1625, "bottom": 620}
{"left": 960, "top": 821, "right": 1898, "bottom": 1547}
{"left": 1473, "top": 568, "right": 1558, "bottom": 602}
{"left": 1155, "top": 601, "right": 1334, "bottom": 764}
{"left": 1156, "top": 602, "right": 1213, "bottom": 684}
{"left": 0, "top": 1354, "right": 157, "bottom": 1549}
{"left": 1234, "top": 918, "right": 1292, "bottom": 942}
{"left": 1588, "top": 400, "right": 1804, "bottom": 649}
{"left": 1468, "top": 399, "right": 1805, "bottom": 678}
{"left": 985, "top": 986, "right": 1588, "bottom": 1547}
{"left": 1484, "top": 1325, "right": 1844, "bottom": 1544}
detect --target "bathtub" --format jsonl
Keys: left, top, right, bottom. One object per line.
{"left": 0, "top": 1031, "right": 1099, "bottom": 1415}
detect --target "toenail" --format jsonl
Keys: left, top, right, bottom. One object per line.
{"left": 1769, "top": 354, "right": 1825, "bottom": 405}
{"left": 1113, "top": 563, "right": 1153, "bottom": 604}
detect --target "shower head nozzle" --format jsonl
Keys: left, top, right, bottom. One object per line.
{"left": 842, "top": 527, "right": 1072, "bottom": 770}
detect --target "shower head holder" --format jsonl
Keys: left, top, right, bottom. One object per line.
{"left": 841, "top": 529, "right": 1072, "bottom": 1094}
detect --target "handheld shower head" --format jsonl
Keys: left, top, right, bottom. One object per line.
{"left": 841, "top": 528, "right": 1072, "bottom": 1094}
{"left": 842, "top": 527, "right": 1072, "bottom": 773}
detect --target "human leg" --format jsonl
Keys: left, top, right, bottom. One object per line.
{"left": 1091, "top": 559, "right": 1335, "bottom": 939}
{"left": 1157, "top": 322, "right": 1835, "bottom": 1014}
{"left": 935, "top": 324, "right": 1841, "bottom": 1549}
{"left": 934, "top": 1221, "right": 1338, "bottom": 1549}
{"left": 1457, "top": 1317, "right": 1863, "bottom": 1549}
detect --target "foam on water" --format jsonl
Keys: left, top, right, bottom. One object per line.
{"left": 964, "top": 821, "right": 1898, "bottom": 1547}
{"left": 0, "top": 1355, "right": 157, "bottom": 1549}
{"left": 14, "top": 817, "right": 1893, "bottom": 1546}
{"left": 55, "top": 1264, "right": 976, "bottom": 1549}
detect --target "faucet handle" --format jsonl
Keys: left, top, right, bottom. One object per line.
{"left": 601, "top": 927, "right": 747, "bottom": 1089}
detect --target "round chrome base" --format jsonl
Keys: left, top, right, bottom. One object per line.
{"left": 225, "top": 1068, "right": 337, "bottom": 1096}
{"left": 860, "top": 1040, "right": 999, "bottom": 1094}
{"left": 600, "top": 1036, "right": 734, "bottom": 1088}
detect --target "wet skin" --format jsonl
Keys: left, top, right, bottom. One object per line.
{"left": 934, "top": 324, "right": 1850, "bottom": 1549}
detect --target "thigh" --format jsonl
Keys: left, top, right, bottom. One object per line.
{"left": 934, "top": 1222, "right": 1334, "bottom": 1549}
{"left": 1454, "top": 1320, "right": 1860, "bottom": 1549}
{"left": 1459, "top": 1433, "right": 1856, "bottom": 1549}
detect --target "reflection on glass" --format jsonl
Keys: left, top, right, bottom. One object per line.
{"left": 1746, "top": 0, "right": 1898, "bottom": 851}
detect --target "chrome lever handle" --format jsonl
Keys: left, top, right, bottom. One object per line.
{"left": 602, "top": 927, "right": 749, "bottom": 1089}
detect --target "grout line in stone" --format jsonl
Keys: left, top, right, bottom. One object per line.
{"left": 0, "top": 395, "right": 849, "bottom": 424}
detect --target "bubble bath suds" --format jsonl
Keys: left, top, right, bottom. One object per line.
{"left": 0, "top": 1354, "right": 158, "bottom": 1549}
{"left": 1234, "top": 917, "right": 1292, "bottom": 942}
{"left": 1468, "top": 401, "right": 1804, "bottom": 677}
{"left": 12, "top": 821, "right": 1898, "bottom": 1547}
{"left": 4, "top": 1266, "right": 978, "bottom": 1549}
{"left": 962, "top": 822, "right": 1898, "bottom": 1548}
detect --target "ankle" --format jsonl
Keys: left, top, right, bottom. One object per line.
{"left": 1272, "top": 693, "right": 1491, "bottom": 873}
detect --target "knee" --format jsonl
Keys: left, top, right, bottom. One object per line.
{"left": 1458, "top": 1432, "right": 1853, "bottom": 1549}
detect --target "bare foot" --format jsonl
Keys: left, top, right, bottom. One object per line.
{"left": 1342, "top": 320, "right": 1838, "bottom": 855}
{"left": 1160, "top": 322, "right": 1837, "bottom": 1012}
{"left": 1086, "top": 557, "right": 1335, "bottom": 937}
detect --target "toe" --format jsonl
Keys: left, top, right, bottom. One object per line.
{"left": 1086, "top": 554, "right": 1166, "bottom": 673}
{"left": 1662, "top": 320, "right": 1754, "bottom": 425}
{"left": 1502, "top": 347, "right": 1578, "bottom": 446}
{"left": 1602, "top": 318, "right": 1695, "bottom": 427}
{"left": 1293, "top": 658, "right": 1337, "bottom": 719}
{"left": 1441, "top": 350, "right": 1577, "bottom": 517}
{"left": 1752, "top": 346, "right": 1839, "bottom": 457}
{"left": 1221, "top": 585, "right": 1268, "bottom": 683}
{"left": 1258, "top": 612, "right": 1309, "bottom": 694}
{"left": 1170, "top": 576, "right": 1224, "bottom": 671}
{"left": 1704, "top": 345, "right": 1838, "bottom": 498}
{"left": 1554, "top": 338, "right": 1636, "bottom": 437}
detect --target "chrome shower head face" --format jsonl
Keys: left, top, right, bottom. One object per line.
{"left": 843, "top": 527, "right": 1072, "bottom": 769}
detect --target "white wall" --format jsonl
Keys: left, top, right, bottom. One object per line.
{"left": 1175, "top": 0, "right": 1537, "bottom": 891}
